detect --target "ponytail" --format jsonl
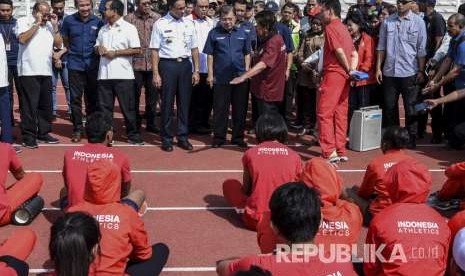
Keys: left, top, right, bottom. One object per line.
{"left": 49, "top": 212, "right": 101, "bottom": 276}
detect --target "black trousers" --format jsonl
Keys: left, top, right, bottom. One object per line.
{"left": 382, "top": 76, "right": 419, "bottom": 137}
{"left": 159, "top": 59, "right": 192, "bottom": 143}
{"left": 19, "top": 76, "right": 53, "bottom": 143}
{"left": 213, "top": 82, "right": 248, "bottom": 142}
{"left": 7, "top": 65, "right": 22, "bottom": 126}
{"left": 281, "top": 71, "right": 297, "bottom": 121}
{"left": 69, "top": 69, "right": 99, "bottom": 133}
{"left": 98, "top": 79, "right": 140, "bottom": 140}
{"left": 349, "top": 84, "right": 372, "bottom": 124}
{"left": 125, "top": 243, "right": 169, "bottom": 276}
{"left": 134, "top": 70, "right": 159, "bottom": 129}
{"left": 296, "top": 85, "right": 317, "bottom": 129}
{"left": 417, "top": 89, "right": 443, "bottom": 140}
{"left": 189, "top": 73, "right": 213, "bottom": 131}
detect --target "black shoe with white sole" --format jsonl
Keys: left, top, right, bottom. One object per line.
{"left": 37, "top": 134, "right": 59, "bottom": 144}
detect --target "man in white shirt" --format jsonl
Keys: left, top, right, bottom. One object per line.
{"left": 16, "top": 0, "right": 62, "bottom": 149}
{"left": 150, "top": 0, "right": 200, "bottom": 152}
{"left": 188, "top": 0, "right": 214, "bottom": 135}
{"left": 96, "top": 0, "right": 143, "bottom": 145}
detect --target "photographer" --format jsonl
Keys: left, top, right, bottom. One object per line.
{"left": 15, "top": 0, "right": 62, "bottom": 149}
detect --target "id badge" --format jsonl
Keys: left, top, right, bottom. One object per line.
{"left": 5, "top": 43, "right": 11, "bottom": 51}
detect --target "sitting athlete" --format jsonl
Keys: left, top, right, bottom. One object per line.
{"left": 0, "top": 141, "right": 43, "bottom": 226}
{"left": 364, "top": 159, "right": 451, "bottom": 276}
{"left": 0, "top": 229, "right": 36, "bottom": 276}
{"left": 256, "top": 157, "right": 363, "bottom": 253}
{"left": 62, "top": 111, "right": 132, "bottom": 209}
{"left": 345, "top": 126, "right": 413, "bottom": 225}
{"left": 222, "top": 112, "right": 302, "bottom": 230}
{"left": 68, "top": 160, "right": 169, "bottom": 276}
{"left": 217, "top": 182, "right": 358, "bottom": 276}
{"left": 428, "top": 161, "right": 465, "bottom": 212}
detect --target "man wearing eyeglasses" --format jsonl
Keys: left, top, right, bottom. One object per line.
{"left": 125, "top": 0, "right": 161, "bottom": 134}
{"left": 376, "top": 0, "right": 427, "bottom": 149}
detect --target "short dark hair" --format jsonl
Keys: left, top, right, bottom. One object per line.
{"left": 167, "top": 0, "right": 185, "bottom": 8}
{"left": 108, "top": 0, "right": 124, "bottom": 15}
{"left": 269, "top": 182, "right": 321, "bottom": 243}
{"left": 255, "top": 112, "right": 288, "bottom": 144}
{"left": 321, "top": 0, "right": 341, "bottom": 18}
{"left": 460, "top": 3, "right": 465, "bottom": 16}
{"left": 234, "top": 266, "right": 272, "bottom": 276}
{"left": 50, "top": 212, "right": 101, "bottom": 276}
{"left": 381, "top": 126, "right": 410, "bottom": 152}
{"left": 74, "top": 0, "right": 94, "bottom": 9}
{"left": 233, "top": 0, "right": 247, "bottom": 6}
{"left": 51, "top": 0, "right": 65, "bottom": 6}
{"left": 281, "top": 2, "right": 297, "bottom": 13}
{"left": 219, "top": 4, "right": 235, "bottom": 17}
{"left": 85, "top": 112, "right": 112, "bottom": 144}
{"left": 0, "top": 0, "right": 13, "bottom": 7}
{"left": 254, "top": 10, "right": 276, "bottom": 33}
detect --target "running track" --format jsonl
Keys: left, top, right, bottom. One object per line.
{"left": 1, "top": 88, "right": 463, "bottom": 276}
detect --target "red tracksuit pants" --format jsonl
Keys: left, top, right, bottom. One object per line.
{"left": 222, "top": 179, "right": 258, "bottom": 231}
{"left": 0, "top": 173, "right": 43, "bottom": 225}
{"left": 317, "top": 72, "right": 350, "bottom": 158}
{"left": 0, "top": 228, "right": 36, "bottom": 260}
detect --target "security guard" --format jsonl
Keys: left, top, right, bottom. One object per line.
{"left": 150, "top": 0, "right": 200, "bottom": 152}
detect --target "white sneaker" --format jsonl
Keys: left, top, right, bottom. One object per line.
{"left": 327, "top": 151, "right": 340, "bottom": 163}
{"left": 339, "top": 156, "right": 349, "bottom": 162}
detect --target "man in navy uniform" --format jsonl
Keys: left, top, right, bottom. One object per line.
{"left": 150, "top": 0, "right": 200, "bottom": 152}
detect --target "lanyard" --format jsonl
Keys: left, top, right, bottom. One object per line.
{"left": 0, "top": 20, "right": 13, "bottom": 43}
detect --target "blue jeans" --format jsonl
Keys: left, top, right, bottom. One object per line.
{"left": 52, "top": 62, "right": 70, "bottom": 115}
{"left": 0, "top": 86, "right": 12, "bottom": 143}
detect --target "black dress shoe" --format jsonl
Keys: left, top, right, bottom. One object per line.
{"left": 177, "top": 140, "right": 193, "bottom": 150}
{"left": 212, "top": 140, "right": 224, "bottom": 148}
{"left": 161, "top": 143, "right": 173, "bottom": 152}
{"left": 232, "top": 140, "right": 248, "bottom": 148}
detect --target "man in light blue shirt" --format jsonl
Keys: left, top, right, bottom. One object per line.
{"left": 376, "top": 0, "right": 427, "bottom": 149}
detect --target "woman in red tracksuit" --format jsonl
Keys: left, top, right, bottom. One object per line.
{"left": 68, "top": 160, "right": 169, "bottom": 276}
{"left": 256, "top": 157, "right": 362, "bottom": 253}
{"left": 222, "top": 112, "right": 302, "bottom": 230}
{"left": 364, "top": 159, "right": 451, "bottom": 276}
{"left": 345, "top": 10, "right": 377, "bottom": 124}
{"left": 0, "top": 229, "right": 35, "bottom": 276}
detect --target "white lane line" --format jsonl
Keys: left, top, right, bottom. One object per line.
{"left": 25, "top": 143, "right": 446, "bottom": 148}
{"left": 26, "top": 169, "right": 446, "bottom": 173}
{"left": 29, "top": 267, "right": 217, "bottom": 274}
{"left": 42, "top": 207, "right": 236, "bottom": 211}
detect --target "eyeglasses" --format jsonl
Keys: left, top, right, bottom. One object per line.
{"left": 140, "top": 2, "right": 151, "bottom": 5}
{"left": 397, "top": 0, "right": 412, "bottom": 5}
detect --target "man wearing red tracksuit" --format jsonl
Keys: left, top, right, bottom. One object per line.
{"left": 0, "top": 229, "right": 36, "bottom": 276}
{"left": 364, "top": 159, "right": 451, "bottom": 276}
{"left": 318, "top": 0, "right": 358, "bottom": 162}
{"left": 62, "top": 112, "right": 132, "bottom": 209}
{"left": 68, "top": 160, "right": 168, "bottom": 276}
{"left": 0, "top": 142, "right": 42, "bottom": 225}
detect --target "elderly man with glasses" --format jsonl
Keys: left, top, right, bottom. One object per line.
{"left": 376, "top": 0, "right": 427, "bottom": 149}
{"left": 125, "top": 0, "right": 161, "bottom": 134}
